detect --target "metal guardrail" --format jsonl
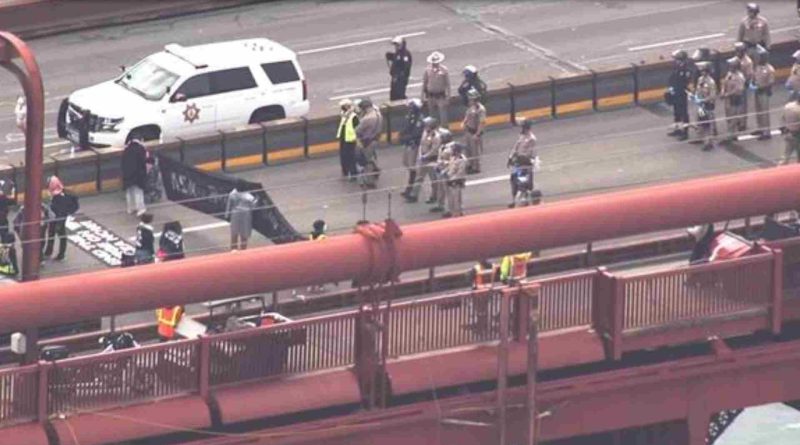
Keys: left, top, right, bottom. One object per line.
{"left": 4, "top": 40, "right": 796, "bottom": 198}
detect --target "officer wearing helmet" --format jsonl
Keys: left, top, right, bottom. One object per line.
{"left": 752, "top": 45, "right": 775, "bottom": 140}
{"left": 405, "top": 116, "right": 441, "bottom": 203}
{"left": 462, "top": 89, "right": 486, "bottom": 173}
{"left": 400, "top": 99, "right": 425, "bottom": 198}
{"left": 336, "top": 99, "right": 359, "bottom": 180}
{"left": 386, "top": 36, "right": 412, "bottom": 101}
{"left": 738, "top": 3, "right": 770, "bottom": 59}
{"left": 694, "top": 62, "right": 717, "bottom": 151}
{"left": 423, "top": 51, "right": 451, "bottom": 129}
{"left": 354, "top": 98, "right": 383, "bottom": 189}
{"left": 430, "top": 128, "right": 454, "bottom": 213}
{"left": 721, "top": 57, "right": 746, "bottom": 141}
{"left": 667, "top": 49, "right": 693, "bottom": 140}
{"left": 457, "top": 65, "right": 487, "bottom": 106}
{"left": 786, "top": 50, "right": 800, "bottom": 95}
{"left": 507, "top": 119, "right": 538, "bottom": 208}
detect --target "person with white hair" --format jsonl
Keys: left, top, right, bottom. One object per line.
{"left": 385, "top": 36, "right": 412, "bottom": 101}
{"left": 336, "top": 98, "right": 359, "bottom": 180}
{"left": 422, "top": 51, "right": 451, "bottom": 129}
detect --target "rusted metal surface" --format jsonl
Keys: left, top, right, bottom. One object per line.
{"left": 3, "top": 166, "right": 800, "bottom": 333}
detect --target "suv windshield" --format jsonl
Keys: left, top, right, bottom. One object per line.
{"left": 116, "top": 58, "right": 179, "bottom": 101}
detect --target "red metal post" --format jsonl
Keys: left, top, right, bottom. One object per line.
{"left": 497, "top": 288, "right": 511, "bottom": 445}
{"left": 199, "top": 335, "right": 210, "bottom": 400}
{"left": 36, "top": 362, "right": 48, "bottom": 424}
{"left": 611, "top": 277, "right": 625, "bottom": 360}
{"left": 772, "top": 248, "right": 784, "bottom": 336}
{"left": 526, "top": 288, "right": 539, "bottom": 445}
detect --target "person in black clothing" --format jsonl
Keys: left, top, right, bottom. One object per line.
{"left": 121, "top": 139, "right": 148, "bottom": 216}
{"left": 457, "top": 65, "right": 488, "bottom": 106}
{"left": 43, "top": 176, "right": 71, "bottom": 261}
{"left": 667, "top": 49, "right": 694, "bottom": 141}
{"left": 0, "top": 181, "right": 18, "bottom": 276}
{"left": 134, "top": 213, "right": 155, "bottom": 264}
{"left": 400, "top": 98, "right": 425, "bottom": 198}
{"left": 688, "top": 223, "right": 716, "bottom": 264}
{"left": 386, "top": 36, "right": 412, "bottom": 101}
{"left": 158, "top": 221, "right": 184, "bottom": 262}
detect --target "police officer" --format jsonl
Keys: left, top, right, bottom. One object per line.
{"left": 721, "top": 57, "right": 746, "bottom": 141}
{"left": 430, "top": 129, "right": 453, "bottom": 213}
{"left": 786, "top": 50, "right": 800, "bottom": 96}
{"left": 461, "top": 89, "right": 486, "bottom": 174}
{"left": 780, "top": 92, "right": 800, "bottom": 165}
{"left": 738, "top": 3, "right": 770, "bottom": 60}
{"left": 423, "top": 51, "right": 451, "bottom": 129}
{"left": 457, "top": 65, "right": 487, "bottom": 106}
{"left": 752, "top": 45, "right": 775, "bottom": 140}
{"left": 444, "top": 142, "right": 467, "bottom": 218}
{"left": 405, "top": 116, "right": 441, "bottom": 203}
{"left": 734, "top": 42, "right": 754, "bottom": 130}
{"left": 355, "top": 98, "right": 383, "bottom": 189}
{"left": 386, "top": 36, "right": 412, "bottom": 101}
{"left": 694, "top": 62, "right": 717, "bottom": 151}
{"left": 400, "top": 98, "right": 425, "bottom": 198}
{"left": 336, "top": 99, "right": 359, "bottom": 180}
{"left": 667, "top": 49, "right": 693, "bottom": 140}
{"left": 507, "top": 119, "right": 537, "bottom": 208}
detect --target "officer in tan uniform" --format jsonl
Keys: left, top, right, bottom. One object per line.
{"left": 354, "top": 98, "right": 383, "bottom": 189}
{"left": 752, "top": 45, "right": 775, "bottom": 140}
{"left": 405, "top": 117, "right": 441, "bottom": 203}
{"left": 737, "top": 3, "right": 770, "bottom": 60}
{"left": 734, "top": 42, "right": 754, "bottom": 130}
{"left": 786, "top": 50, "right": 800, "bottom": 95}
{"left": 461, "top": 89, "right": 486, "bottom": 174}
{"left": 721, "top": 57, "right": 747, "bottom": 141}
{"left": 423, "top": 51, "right": 451, "bottom": 130}
{"left": 430, "top": 129, "right": 453, "bottom": 213}
{"left": 780, "top": 93, "right": 800, "bottom": 164}
{"left": 444, "top": 143, "right": 467, "bottom": 218}
{"left": 507, "top": 119, "right": 538, "bottom": 208}
{"left": 694, "top": 62, "right": 717, "bottom": 151}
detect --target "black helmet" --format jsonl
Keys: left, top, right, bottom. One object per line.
{"left": 672, "top": 49, "right": 688, "bottom": 61}
{"left": 313, "top": 219, "right": 326, "bottom": 232}
{"left": 439, "top": 128, "right": 453, "bottom": 144}
{"left": 451, "top": 142, "right": 466, "bottom": 153}
{"left": 422, "top": 116, "right": 438, "bottom": 128}
{"left": 358, "top": 97, "right": 373, "bottom": 109}
{"left": 520, "top": 119, "right": 533, "bottom": 130}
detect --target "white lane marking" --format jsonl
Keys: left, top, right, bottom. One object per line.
{"left": 627, "top": 33, "right": 726, "bottom": 52}
{"left": 298, "top": 31, "right": 426, "bottom": 56}
{"left": 328, "top": 82, "right": 422, "bottom": 101}
{"left": 466, "top": 174, "right": 505, "bottom": 187}
{"left": 735, "top": 129, "right": 782, "bottom": 142}
{"left": 130, "top": 221, "right": 229, "bottom": 240}
{"left": 5, "top": 140, "right": 69, "bottom": 153}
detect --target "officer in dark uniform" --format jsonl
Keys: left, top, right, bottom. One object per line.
{"left": 667, "top": 49, "right": 693, "bottom": 140}
{"left": 457, "top": 65, "right": 488, "bottom": 106}
{"left": 386, "top": 36, "right": 412, "bottom": 101}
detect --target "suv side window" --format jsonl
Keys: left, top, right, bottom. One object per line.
{"left": 261, "top": 61, "right": 300, "bottom": 84}
{"left": 175, "top": 74, "right": 211, "bottom": 100}
{"left": 210, "top": 67, "right": 257, "bottom": 95}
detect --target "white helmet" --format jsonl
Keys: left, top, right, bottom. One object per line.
{"left": 339, "top": 98, "right": 353, "bottom": 109}
{"left": 463, "top": 65, "right": 477, "bottom": 75}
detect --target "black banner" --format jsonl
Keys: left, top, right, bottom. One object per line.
{"left": 65, "top": 215, "right": 136, "bottom": 267}
{"left": 157, "top": 154, "right": 302, "bottom": 244}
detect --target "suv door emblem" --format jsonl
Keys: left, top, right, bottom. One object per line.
{"left": 183, "top": 103, "right": 201, "bottom": 123}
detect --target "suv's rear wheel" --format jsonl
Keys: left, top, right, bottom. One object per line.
{"left": 249, "top": 106, "right": 286, "bottom": 124}
{"left": 126, "top": 126, "right": 161, "bottom": 144}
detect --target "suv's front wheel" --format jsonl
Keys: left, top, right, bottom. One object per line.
{"left": 126, "top": 126, "right": 161, "bottom": 144}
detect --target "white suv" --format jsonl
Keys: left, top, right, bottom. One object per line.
{"left": 58, "top": 38, "right": 309, "bottom": 148}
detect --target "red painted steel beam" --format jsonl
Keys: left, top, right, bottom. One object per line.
{"left": 2, "top": 166, "right": 800, "bottom": 332}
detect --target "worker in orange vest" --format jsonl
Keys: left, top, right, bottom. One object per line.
{"left": 500, "top": 252, "right": 532, "bottom": 284}
{"left": 468, "top": 259, "right": 497, "bottom": 334}
{"left": 469, "top": 259, "right": 497, "bottom": 290}
{"left": 156, "top": 305, "right": 184, "bottom": 341}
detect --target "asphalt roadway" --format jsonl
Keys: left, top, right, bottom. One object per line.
{"left": 0, "top": 0, "right": 798, "bottom": 164}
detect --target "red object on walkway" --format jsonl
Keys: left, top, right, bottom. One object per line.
{"left": 708, "top": 232, "right": 758, "bottom": 261}
{"left": 2, "top": 166, "right": 800, "bottom": 333}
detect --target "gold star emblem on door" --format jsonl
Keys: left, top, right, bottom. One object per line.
{"left": 183, "top": 103, "right": 200, "bottom": 123}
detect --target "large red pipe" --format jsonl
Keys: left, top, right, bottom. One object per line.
{"left": 1, "top": 166, "right": 799, "bottom": 332}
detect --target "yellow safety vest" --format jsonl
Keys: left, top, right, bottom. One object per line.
{"left": 336, "top": 113, "right": 357, "bottom": 143}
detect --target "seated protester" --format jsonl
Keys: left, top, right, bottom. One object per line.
{"left": 688, "top": 223, "right": 716, "bottom": 263}
{"left": 158, "top": 221, "right": 184, "bottom": 262}
{"left": 134, "top": 213, "right": 155, "bottom": 264}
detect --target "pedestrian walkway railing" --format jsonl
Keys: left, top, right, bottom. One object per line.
{"left": 0, "top": 247, "right": 788, "bottom": 427}
{"left": 4, "top": 40, "right": 796, "bottom": 199}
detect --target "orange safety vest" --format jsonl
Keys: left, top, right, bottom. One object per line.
{"left": 511, "top": 253, "right": 530, "bottom": 279}
{"left": 473, "top": 263, "right": 496, "bottom": 287}
{"left": 156, "top": 306, "right": 184, "bottom": 339}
